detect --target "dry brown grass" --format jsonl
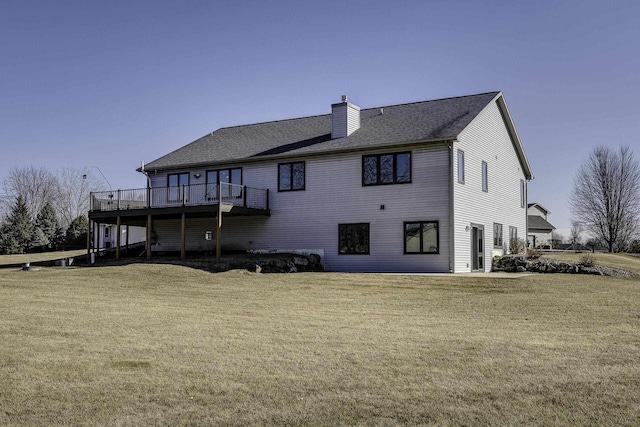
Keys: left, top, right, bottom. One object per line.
{"left": 0, "top": 249, "right": 87, "bottom": 266}
{"left": 542, "top": 251, "right": 640, "bottom": 275}
{"left": 1, "top": 265, "right": 639, "bottom": 426}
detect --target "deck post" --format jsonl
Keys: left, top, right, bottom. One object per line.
{"left": 181, "top": 212, "right": 186, "bottom": 260}
{"left": 266, "top": 189, "right": 269, "bottom": 210}
{"left": 146, "top": 214, "right": 152, "bottom": 260}
{"left": 125, "top": 225, "right": 130, "bottom": 251}
{"left": 115, "top": 216, "right": 121, "bottom": 260}
{"left": 86, "top": 219, "right": 92, "bottom": 263}
{"left": 216, "top": 181, "right": 222, "bottom": 259}
{"left": 94, "top": 221, "right": 99, "bottom": 263}
{"left": 243, "top": 185, "right": 247, "bottom": 208}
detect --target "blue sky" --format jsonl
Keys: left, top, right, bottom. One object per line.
{"left": 2, "top": 0, "right": 639, "bottom": 236}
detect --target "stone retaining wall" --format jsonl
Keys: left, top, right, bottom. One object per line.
{"left": 492, "top": 255, "right": 635, "bottom": 277}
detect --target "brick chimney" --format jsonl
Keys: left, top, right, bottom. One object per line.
{"left": 331, "top": 95, "right": 360, "bottom": 139}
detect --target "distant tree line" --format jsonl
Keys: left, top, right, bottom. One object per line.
{"left": 0, "top": 166, "right": 100, "bottom": 254}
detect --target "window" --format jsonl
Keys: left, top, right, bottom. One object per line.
{"left": 206, "top": 168, "right": 242, "bottom": 198}
{"left": 482, "top": 161, "right": 488, "bottom": 192}
{"left": 520, "top": 179, "right": 526, "bottom": 208}
{"left": 362, "top": 152, "right": 411, "bottom": 186}
{"left": 510, "top": 226, "right": 517, "bottom": 241}
{"left": 278, "top": 162, "right": 305, "bottom": 191}
{"left": 404, "top": 221, "right": 439, "bottom": 254}
{"left": 104, "top": 227, "right": 110, "bottom": 238}
{"left": 493, "top": 223, "right": 503, "bottom": 248}
{"left": 457, "top": 150, "right": 465, "bottom": 183}
{"left": 168, "top": 172, "right": 189, "bottom": 202}
{"left": 338, "top": 223, "right": 370, "bottom": 254}
{"left": 168, "top": 172, "right": 189, "bottom": 187}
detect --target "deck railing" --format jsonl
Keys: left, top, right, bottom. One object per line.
{"left": 90, "top": 183, "right": 269, "bottom": 212}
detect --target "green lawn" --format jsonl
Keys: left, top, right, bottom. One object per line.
{"left": 0, "top": 265, "right": 639, "bottom": 426}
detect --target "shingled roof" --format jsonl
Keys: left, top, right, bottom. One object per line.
{"left": 528, "top": 215, "right": 556, "bottom": 231}
{"left": 143, "top": 91, "right": 502, "bottom": 171}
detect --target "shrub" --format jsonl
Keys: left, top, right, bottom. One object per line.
{"left": 526, "top": 248, "right": 541, "bottom": 259}
{"left": 509, "top": 238, "right": 525, "bottom": 254}
{"left": 580, "top": 253, "right": 596, "bottom": 266}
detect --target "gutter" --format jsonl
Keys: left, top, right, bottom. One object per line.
{"left": 448, "top": 141, "right": 455, "bottom": 273}
{"left": 139, "top": 138, "right": 454, "bottom": 174}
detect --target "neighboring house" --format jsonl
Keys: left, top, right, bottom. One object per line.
{"left": 88, "top": 91, "right": 533, "bottom": 272}
{"left": 527, "top": 203, "right": 556, "bottom": 248}
{"left": 95, "top": 224, "right": 146, "bottom": 250}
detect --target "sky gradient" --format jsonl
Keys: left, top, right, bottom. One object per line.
{"left": 2, "top": 0, "right": 639, "bottom": 237}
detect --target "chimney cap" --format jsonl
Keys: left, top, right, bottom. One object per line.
{"left": 341, "top": 94, "right": 348, "bottom": 102}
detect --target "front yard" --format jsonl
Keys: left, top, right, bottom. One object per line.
{"left": 0, "top": 265, "right": 638, "bottom": 425}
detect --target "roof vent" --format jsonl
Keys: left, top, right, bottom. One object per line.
{"left": 331, "top": 95, "right": 360, "bottom": 139}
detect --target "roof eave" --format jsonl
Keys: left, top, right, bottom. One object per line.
{"left": 138, "top": 138, "right": 456, "bottom": 173}
{"left": 494, "top": 93, "right": 534, "bottom": 181}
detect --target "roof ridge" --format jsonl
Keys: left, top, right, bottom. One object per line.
{"left": 362, "top": 91, "right": 501, "bottom": 111}
{"left": 210, "top": 91, "right": 500, "bottom": 134}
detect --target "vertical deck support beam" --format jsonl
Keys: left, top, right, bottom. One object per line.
{"left": 216, "top": 181, "right": 222, "bottom": 259}
{"left": 115, "top": 216, "right": 121, "bottom": 260}
{"left": 125, "top": 225, "right": 130, "bottom": 251}
{"left": 146, "top": 214, "right": 153, "bottom": 260}
{"left": 181, "top": 212, "right": 186, "bottom": 260}
{"left": 86, "top": 219, "right": 92, "bottom": 263}
{"left": 94, "top": 221, "right": 99, "bottom": 263}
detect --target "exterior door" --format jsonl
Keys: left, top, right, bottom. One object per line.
{"left": 471, "top": 224, "right": 484, "bottom": 272}
{"left": 168, "top": 173, "right": 189, "bottom": 203}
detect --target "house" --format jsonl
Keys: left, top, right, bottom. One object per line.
{"left": 527, "top": 203, "right": 556, "bottom": 249}
{"left": 88, "top": 91, "right": 533, "bottom": 272}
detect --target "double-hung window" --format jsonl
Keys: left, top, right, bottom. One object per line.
{"left": 362, "top": 152, "right": 411, "bottom": 186}
{"left": 278, "top": 162, "right": 305, "bottom": 191}
{"left": 520, "top": 179, "right": 526, "bottom": 208}
{"left": 493, "top": 223, "right": 503, "bottom": 248}
{"left": 404, "top": 221, "right": 439, "bottom": 254}
{"left": 509, "top": 226, "right": 517, "bottom": 241}
{"left": 338, "top": 223, "right": 370, "bottom": 254}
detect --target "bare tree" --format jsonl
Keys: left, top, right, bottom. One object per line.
{"left": 551, "top": 231, "right": 564, "bottom": 247}
{"left": 570, "top": 145, "right": 640, "bottom": 252}
{"left": 1, "top": 165, "right": 103, "bottom": 229}
{"left": 55, "top": 167, "right": 101, "bottom": 228}
{"left": 569, "top": 220, "right": 583, "bottom": 248}
{"left": 1, "top": 165, "right": 59, "bottom": 220}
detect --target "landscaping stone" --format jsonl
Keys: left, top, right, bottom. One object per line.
{"left": 492, "top": 255, "right": 635, "bottom": 277}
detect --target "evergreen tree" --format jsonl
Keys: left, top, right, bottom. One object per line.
{"left": 32, "top": 202, "right": 61, "bottom": 250}
{"left": 0, "top": 196, "right": 33, "bottom": 254}
{"left": 30, "top": 227, "right": 49, "bottom": 250}
{"left": 65, "top": 215, "right": 88, "bottom": 247}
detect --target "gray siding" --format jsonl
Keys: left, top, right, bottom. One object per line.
{"left": 149, "top": 145, "right": 451, "bottom": 272}
{"left": 331, "top": 102, "right": 360, "bottom": 139}
{"left": 453, "top": 99, "right": 527, "bottom": 272}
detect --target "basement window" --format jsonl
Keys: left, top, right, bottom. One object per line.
{"left": 404, "top": 221, "right": 439, "bottom": 254}
{"left": 339, "top": 223, "right": 370, "bottom": 254}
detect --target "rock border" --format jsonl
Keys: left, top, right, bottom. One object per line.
{"left": 493, "top": 255, "right": 636, "bottom": 277}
